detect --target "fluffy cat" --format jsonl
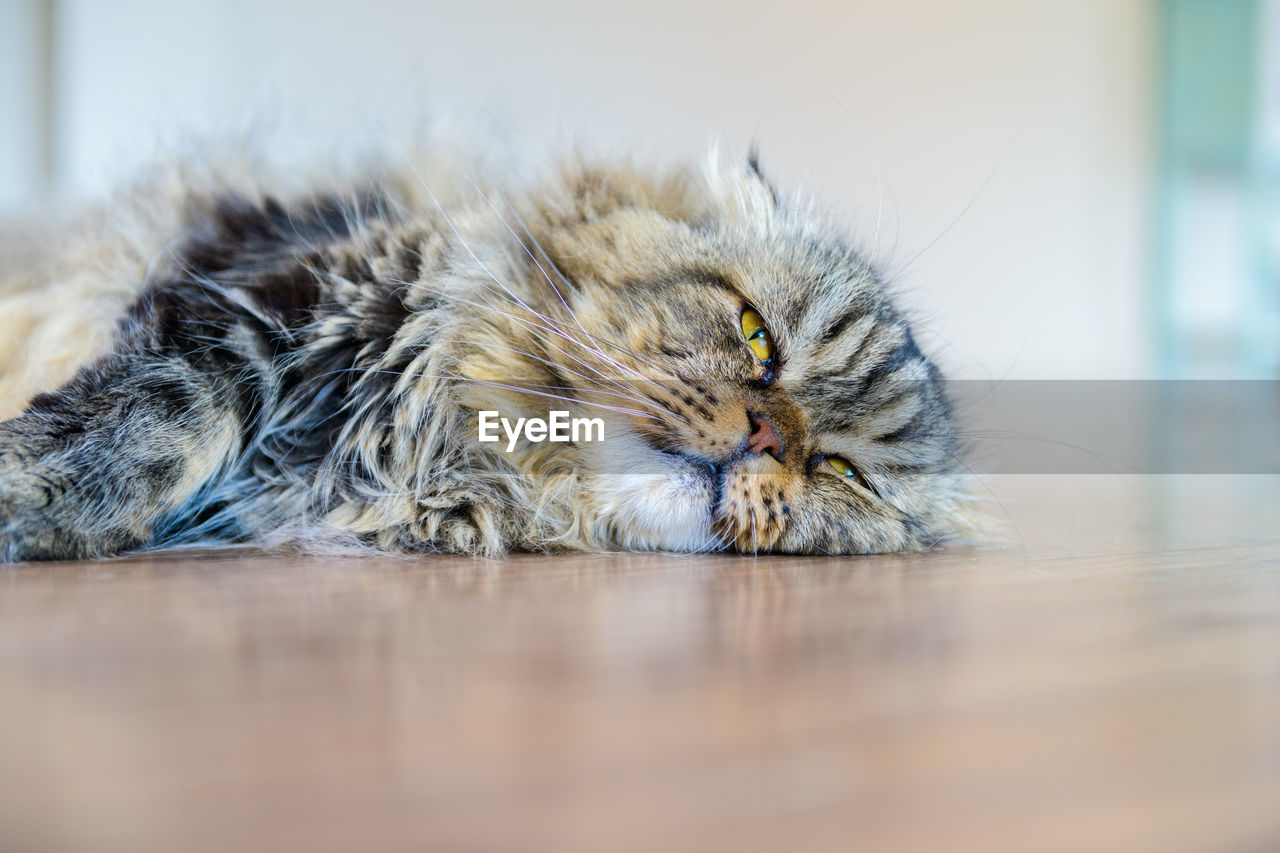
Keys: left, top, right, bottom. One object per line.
{"left": 0, "top": 143, "right": 976, "bottom": 561}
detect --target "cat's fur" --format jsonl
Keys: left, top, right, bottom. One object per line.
{"left": 0, "top": 143, "right": 976, "bottom": 561}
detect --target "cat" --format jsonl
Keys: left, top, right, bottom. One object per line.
{"left": 0, "top": 142, "right": 977, "bottom": 561}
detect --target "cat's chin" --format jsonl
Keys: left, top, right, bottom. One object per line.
{"left": 580, "top": 434, "right": 724, "bottom": 552}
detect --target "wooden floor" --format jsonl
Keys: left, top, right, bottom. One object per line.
{"left": 1, "top": 476, "right": 1278, "bottom": 853}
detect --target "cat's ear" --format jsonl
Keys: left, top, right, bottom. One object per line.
{"left": 702, "top": 143, "right": 782, "bottom": 225}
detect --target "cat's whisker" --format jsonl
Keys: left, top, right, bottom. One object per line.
{"left": 395, "top": 171, "right": 657, "bottom": 396}
{"left": 449, "top": 166, "right": 590, "bottom": 336}
{"left": 385, "top": 276, "right": 662, "bottom": 396}
{"left": 382, "top": 170, "right": 662, "bottom": 410}
{"left": 701, "top": 517, "right": 734, "bottom": 554}
{"left": 406, "top": 179, "right": 667, "bottom": 383}
{"left": 387, "top": 138, "right": 552, "bottom": 328}
{"left": 352, "top": 368, "right": 665, "bottom": 421}
{"left": 383, "top": 275, "right": 583, "bottom": 358}
{"left": 487, "top": 187, "right": 671, "bottom": 376}
{"left": 426, "top": 337, "right": 687, "bottom": 421}
{"left": 428, "top": 330, "right": 688, "bottom": 423}
{"left": 430, "top": 374, "right": 664, "bottom": 422}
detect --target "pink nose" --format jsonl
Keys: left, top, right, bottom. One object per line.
{"left": 746, "top": 413, "right": 784, "bottom": 460}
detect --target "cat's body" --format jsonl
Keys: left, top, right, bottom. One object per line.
{"left": 0, "top": 144, "right": 975, "bottom": 561}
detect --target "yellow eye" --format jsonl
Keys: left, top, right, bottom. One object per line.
{"left": 827, "top": 455, "right": 859, "bottom": 479}
{"left": 824, "top": 455, "right": 876, "bottom": 495}
{"left": 740, "top": 308, "right": 775, "bottom": 365}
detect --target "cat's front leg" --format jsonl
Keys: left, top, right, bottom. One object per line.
{"left": 329, "top": 477, "right": 521, "bottom": 557}
{"left": 411, "top": 493, "right": 512, "bottom": 555}
{"left": 0, "top": 357, "right": 242, "bottom": 562}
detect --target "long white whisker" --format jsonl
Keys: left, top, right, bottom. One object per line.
{"left": 491, "top": 188, "right": 671, "bottom": 375}
{"left": 353, "top": 368, "right": 664, "bottom": 421}
{"left": 390, "top": 152, "right": 656, "bottom": 393}
{"left": 427, "top": 337, "right": 687, "bottom": 419}
{"left": 382, "top": 133, "right": 550, "bottom": 324}
{"left": 371, "top": 148, "right": 667, "bottom": 383}
{"left": 385, "top": 276, "right": 657, "bottom": 391}
{"left": 449, "top": 165, "right": 587, "bottom": 334}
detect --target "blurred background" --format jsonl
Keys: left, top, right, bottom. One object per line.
{"left": 0, "top": 0, "right": 1276, "bottom": 380}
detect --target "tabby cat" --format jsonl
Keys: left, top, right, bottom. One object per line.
{"left": 0, "top": 143, "right": 975, "bottom": 561}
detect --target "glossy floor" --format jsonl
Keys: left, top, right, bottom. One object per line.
{"left": 1, "top": 476, "right": 1278, "bottom": 852}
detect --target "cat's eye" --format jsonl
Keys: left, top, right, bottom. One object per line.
{"left": 740, "top": 308, "right": 775, "bottom": 367}
{"left": 826, "top": 455, "right": 874, "bottom": 493}
{"left": 827, "top": 455, "right": 858, "bottom": 478}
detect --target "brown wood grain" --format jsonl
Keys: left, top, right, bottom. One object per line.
{"left": 1, "top": 475, "right": 1278, "bottom": 852}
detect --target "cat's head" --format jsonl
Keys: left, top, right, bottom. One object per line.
{"left": 452, "top": 153, "right": 975, "bottom": 554}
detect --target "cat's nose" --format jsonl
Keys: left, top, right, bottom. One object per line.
{"left": 746, "top": 413, "right": 784, "bottom": 460}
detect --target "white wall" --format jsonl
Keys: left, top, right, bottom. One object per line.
{"left": 40, "top": 0, "right": 1155, "bottom": 378}
{"left": 0, "top": 0, "right": 50, "bottom": 212}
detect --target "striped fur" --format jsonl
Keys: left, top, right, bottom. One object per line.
{"left": 0, "top": 145, "right": 978, "bottom": 561}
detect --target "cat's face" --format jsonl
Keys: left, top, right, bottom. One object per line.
{"left": 459, "top": 161, "right": 971, "bottom": 554}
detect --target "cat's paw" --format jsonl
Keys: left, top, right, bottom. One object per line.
{"left": 0, "top": 422, "right": 136, "bottom": 562}
{"left": 372, "top": 497, "right": 510, "bottom": 557}
{"left": 0, "top": 497, "right": 135, "bottom": 563}
{"left": 0, "top": 425, "right": 58, "bottom": 533}
{"left": 433, "top": 499, "right": 512, "bottom": 556}
{"left": 434, "top": 512, "right": 487, "bottom": 555}
{"left": 0, "top": 527, "right": 85, "bottom": 562}
{"left": 0, "top": 447, "right": 71, "bottom": 562}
